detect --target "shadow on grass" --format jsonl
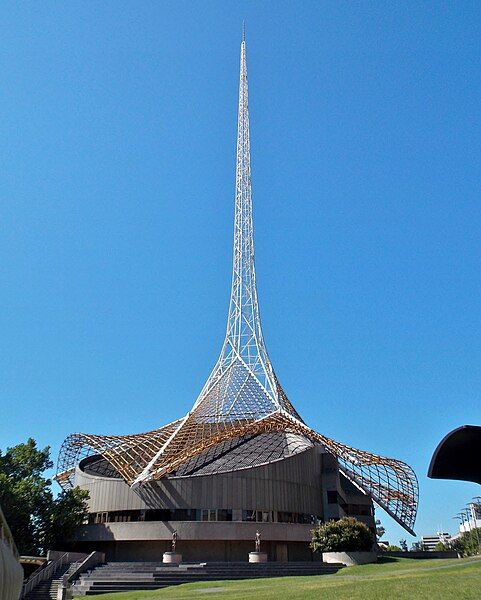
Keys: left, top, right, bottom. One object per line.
{"left": 376, "top": 556, "right": 401, "bottom": 564}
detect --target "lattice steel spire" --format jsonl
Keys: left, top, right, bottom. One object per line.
{"left": 56, "top": 31, "right": 419, "bottom": 535}
{"left": 190, "top": 34, "right": 295, "bottom": 415}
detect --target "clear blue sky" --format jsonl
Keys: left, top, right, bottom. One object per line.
{"left": 1, "top": 2, "right": 480, "bottom": 544}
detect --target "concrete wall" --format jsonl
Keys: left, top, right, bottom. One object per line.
{"left": 77, "top": 540, "right": 316, "bottom": 562}
{"left": 0, "top": 538, "right": 23, "bottom": 600}
{"left": 76, "top": 520, "right": 313, "bottom": 543}
{"left": 77, "top": 447, "right": 325, "bottom": 516}
{"left": 73, "top": 523, "right": 317, "bottom": 562}
{"left": 383, "top": 550, "right": 459, "bottom": 559}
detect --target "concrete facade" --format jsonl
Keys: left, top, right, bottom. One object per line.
{"left": 0, "top": 507, "right": 23, "bottom": 600}
{"left": 72, "top": 434, "right": 375, "bottom": 562}
{"left": 77, "top": 442, "right": 325, "bottom": 516}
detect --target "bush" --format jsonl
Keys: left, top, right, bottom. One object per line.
{"left": 451, "top": 530, "right": 481, "bottom": 557}
{"left": 311, "top": 517, "right": 375, "bottom": 553}
{"left": 386, "top": 544, "right": 402, "bottom": 552}
{"left": 434, "top": 541, "right": 448, "bottom": 552}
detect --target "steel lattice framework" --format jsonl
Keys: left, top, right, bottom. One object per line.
{"left": 56, "top": 34, "right": 418, "bottom": 535}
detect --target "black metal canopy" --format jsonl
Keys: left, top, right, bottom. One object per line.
{"left": 428, "top": 425, "right": 481, "bottom": 485}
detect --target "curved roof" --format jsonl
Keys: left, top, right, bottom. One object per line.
{"left": 79, "top": 431, "right": 314, "bottom": 480}
{"left": 428, "top": 425, "right": 481, "bottom": 485}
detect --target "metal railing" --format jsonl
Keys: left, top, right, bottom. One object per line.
{"left": 57, "top": 551, "right": 105, "bottom": 600}
{"left": 0, "top": 505, "right": 19, "bottom": 560}
{"left": 21, "top": 552, "right": 72, "bottom": 598}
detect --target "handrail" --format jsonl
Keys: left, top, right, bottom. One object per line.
{"left": 21, "top": 551, "right": 70, "bottom": 597}
{"left": 0, "top": 504, "right": 20, "bottom": 560}
{"left": 58, "top": 551, "right": 105, "bottom": 600}
{"left": 63, "top": 551, "right": 104, "bottom": 586}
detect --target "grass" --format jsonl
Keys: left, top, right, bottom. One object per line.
{"left": 74, "top": 556, "right": 481, "bottom": 600}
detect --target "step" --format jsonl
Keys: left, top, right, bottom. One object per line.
{"left": 72, "top": 561, "right": 344, "bottom": 596}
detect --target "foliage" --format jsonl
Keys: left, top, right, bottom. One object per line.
{"left": 448, "top": 529, "right": 481, "bottom": 557}
{"left": 386, "top": 544, "right": 402, "bottom": 551}
{"left": 310, "top": 517, "right": 374, "bottom": 553}
{"left": 434, "top": 541, "right": 448, "bottom": 551}
{"left": 0, "top": 438, "right": 89, "bottom": 555}
{"left": 375, "top": 519, "right": 385, "bottom": 540}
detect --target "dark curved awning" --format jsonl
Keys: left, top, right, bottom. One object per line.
{"left": 428, "top": 425, "right": 481, "bottom": 485}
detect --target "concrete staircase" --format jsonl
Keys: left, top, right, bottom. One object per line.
{"left": 24, "top": 561, "right": 82, "bottom": 600}
{"left": 73, "top": 560, "right": 344, "bottom": 596}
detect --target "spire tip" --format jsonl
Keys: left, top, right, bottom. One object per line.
{"left": 242, "top": 21, "right": 246, "bottom": 42}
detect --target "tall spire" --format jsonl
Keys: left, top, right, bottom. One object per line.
{"left": 191, "top": 32, "right": 298, "bottom": 416}
{"left": 219, "top": 32, "right": 275, "bottom": 397}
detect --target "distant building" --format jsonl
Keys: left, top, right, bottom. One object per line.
{"left": 421, "top": 532, "right": 451, "bottom": 551}
{"left": 459, "top": 502, "right": 481, "bottom": 534}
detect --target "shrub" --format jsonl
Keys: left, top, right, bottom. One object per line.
{"left": 311, "top": 517, "right": 375, "bottom": 553}
{"left": 434, "top": 541, "right": 448, "bottom": 552}
{"left": 386, "top": 544, "right": 402, "bottom": 552}
{"left": 450, "top": 530, "right": 481, "bottom": 557}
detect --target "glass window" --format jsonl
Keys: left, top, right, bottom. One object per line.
{"left": 327, "top": 491, "right": 338, "bottom": 504}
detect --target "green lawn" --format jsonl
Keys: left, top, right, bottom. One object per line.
{"left": 74, "top": 556, "right": 481, "bottom": 600}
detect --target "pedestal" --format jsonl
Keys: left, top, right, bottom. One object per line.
{"left": 249, "top": 551, "right": 267, "bottom": 563}
{"left": 163, "top": 552, "right": 182, "bottom": 564}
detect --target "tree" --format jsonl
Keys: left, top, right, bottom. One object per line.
{"left": 0, "top": 438, "right": 89, "bottom": 555}
{"left": 375, "top": 519, "right": 385, "bottom": 540}
{"left": 450, "top": 529, "right": 481, "bottom": 557}
{"left": 386, "top": 544, "right": 402, "bottom": 551}
{"left": 311, "top": 517, "right": 375, "bottom": 553}
{"left": 434, "top": 541, "right": 448, "bottom": 551}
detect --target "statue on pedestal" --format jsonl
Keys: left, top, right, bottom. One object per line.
{"left": 255, "top": 530, "right": 261, "bottom": 553}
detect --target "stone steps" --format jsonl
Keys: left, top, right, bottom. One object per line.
{"left": 25, "top": 561, "right": 83, "bottom": 600}
{"left": 73, "top": 561, "right": 344, "bottom": 596}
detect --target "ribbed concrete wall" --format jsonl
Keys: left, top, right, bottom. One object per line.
{"left": 0, "top": 539, "right": 23, "bottom": 600}
{"left": 76, "top": 446, "right": 325, "bottom": 516}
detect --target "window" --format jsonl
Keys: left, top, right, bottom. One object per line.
{"left": 278, "top": 511, "right": 294, "bottom": 523}
{"left": 258, "top": 511, "right": 271, "bottom": 523}
{"left": 327, "top": 491, "right": 338, "bottom": 504}
{"left": 95, "top": 512, "right": 108, "bottom": 524}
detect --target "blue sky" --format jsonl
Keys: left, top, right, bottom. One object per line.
{"left": 1, "top": 2, "right": 480, "bottom": 544}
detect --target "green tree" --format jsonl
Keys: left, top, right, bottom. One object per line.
{"left": 386, "top": 544, "right": 402, "bottom": 551}
{"left": 0, "top": 438, "right": 89, "bottom": 555}
{"left": 452, "top": 529, "right": 481, "bottom": 557}
{"left": 311, "top": 517, "right": 374, "bottom": 553}
{"left": 434, "top": 541, "right": 448, "bottom": 551}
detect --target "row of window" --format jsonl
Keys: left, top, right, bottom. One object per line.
{"left": 242, "top": 510, "right": 321, "bottom": 524}
{"left": 88, "top": 508, "right": 321, "bottom": 525}
{"left": 326, "top": 491, "right": 373, "bottom": 517}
